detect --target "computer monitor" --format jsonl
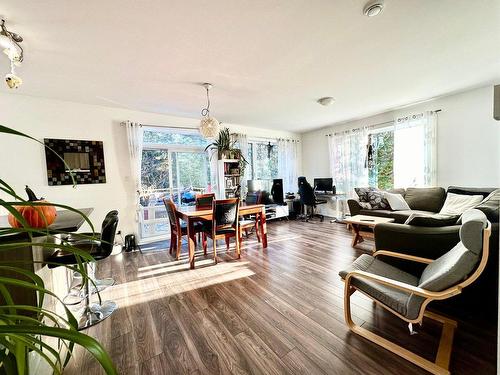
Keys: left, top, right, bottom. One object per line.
{"left": 314, "top": 178, "right": 333, "bottom": 193}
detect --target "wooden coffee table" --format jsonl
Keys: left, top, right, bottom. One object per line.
{"left": 344, "top": 215, "right": 395, "bottom": 247}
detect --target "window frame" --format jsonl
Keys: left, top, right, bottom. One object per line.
{"left": 247, "top": 137, "right": 279, "bottom": 180}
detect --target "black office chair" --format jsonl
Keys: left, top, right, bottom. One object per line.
{"left": 298, "top": 176, "right": 326, "bottom": 222}
{"left": 47, "top": 213, "right": 119, "bottom": 330}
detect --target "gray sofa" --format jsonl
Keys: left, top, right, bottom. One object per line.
{"left": 347, "top": 186, "right": 496, "bottom": 223}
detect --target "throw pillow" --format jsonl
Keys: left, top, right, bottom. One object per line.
{"left": 365, "top": 190, "right": 390, "bottom": 210}
{"left": 354, "top": 187, "right": 374, "bottom": 202}
{"left": 473, "top": 188, "right": 500, "bottom": 223}
{"left": 384, "top": 192, "right": 410, "bottom": 211}
{"left": 405, "top": 213, "right": 460, "bottom": 227}
{"left": 439, "top": 193, "right": 483, "bottom": 216}
{"left": 359, "top": 202, "right": 373, "bottom": 210}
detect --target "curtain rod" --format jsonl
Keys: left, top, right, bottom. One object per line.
{"left": 324, "top": 109, "right": 441, "bottom": 136}
{"left": 248, "top": 135, "right": 300, "bottom": 142}
{"left": 121, "top": 122, "right": 201, "bottom": 131}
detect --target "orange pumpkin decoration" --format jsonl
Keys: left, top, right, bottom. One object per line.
{"left": 8, "top": 186, "right": 57, "bottom": 228}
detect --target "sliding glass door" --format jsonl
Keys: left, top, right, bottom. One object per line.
{"left": 139, "top": 148, "right": 211, "bottom": 241}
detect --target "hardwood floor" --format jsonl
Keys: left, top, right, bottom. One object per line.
{"left": 65, "top": 220, "right": 497, "bottom": 375}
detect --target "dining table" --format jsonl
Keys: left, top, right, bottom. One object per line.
{"left": 175, "top": 203, "right": 267, "bottom": 269}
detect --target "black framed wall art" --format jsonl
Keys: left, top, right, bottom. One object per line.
{"left": 44, "top": 138, "right": 107, "bottom": 185}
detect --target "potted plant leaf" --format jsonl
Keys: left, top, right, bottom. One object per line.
{"left": 204, "top": 127, "right": 234, "bottom": 159}
{"left": 0, "top": 125, "right": 116, "bottom": 374}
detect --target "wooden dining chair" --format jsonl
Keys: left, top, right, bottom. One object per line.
{"left": 195, "top": 192, "right": 216, "bottom": 241}
{"left": 195, "top": 192, "right": 216, "bottom": 208}
{"left": 163, "top": 198, "right": 203, "bottom": 260}
{"left": 239, "top": 191, "right": 262, "bottom": 244}
{"left": 202, "top": 198, "right": 240, "bottom": 263}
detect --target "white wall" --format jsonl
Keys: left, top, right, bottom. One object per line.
{"left": 0, "top": 93, "right": 300, "bottom": 236}
{"left": 302, "top": 85, "right": 500, "bottom": 188}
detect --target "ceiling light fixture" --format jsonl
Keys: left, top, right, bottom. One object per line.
{"left": 363, "top": 0, "right": 384, "bottom": 17}
{"left": 199, "top": 83, "right": 220, "bottom": 139}
{"left": 0, "top": 17, "right": 23, "bottom": 89}
{"left": 317, "top": 97, "right": 336, "bottom": 106}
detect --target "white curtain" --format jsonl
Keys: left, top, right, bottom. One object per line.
{"left": 393, "top": 111, "right": 437, "bottom": 187}
{"left": 125, "top": 121, "right": 143, "bottom": 221}
{"left": 277, "top": 139, "right": 299, "bottom": 193}
{"left": 231, "top": 133, "right": 249, "bottom": 196}
{"left": 328, "top": 127, "right": 370, "bottom": 198}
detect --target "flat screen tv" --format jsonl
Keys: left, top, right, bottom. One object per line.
{"left": 247, "top": 179, "right": 285, "bottom": 205}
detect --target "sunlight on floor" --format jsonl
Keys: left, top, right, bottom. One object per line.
{"left": 100, "top": 260, "right": 255, "bottom": 309}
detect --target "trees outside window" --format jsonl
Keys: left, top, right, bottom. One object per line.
{"left": 248, "top": 141, "right": 278, "bottom": 180}
{"left": 369, "top": 130, "right": 394, "bottom": 190}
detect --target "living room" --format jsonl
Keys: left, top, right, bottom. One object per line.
{"left": 0, "top": 1, "right": 499, "bottom": 375}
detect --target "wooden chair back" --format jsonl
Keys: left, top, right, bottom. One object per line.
{"left": 196, "top": 192, "right": 216, "bottom": 208}
{"left": 212, "top": 198, "right": 240, "bottom": 234}
{"left": 163, "top": 198, "right": 181, "bottom": 235}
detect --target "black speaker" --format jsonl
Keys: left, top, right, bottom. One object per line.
{"left": 494, "top": 85, "right": 500, "bottom": 121}
{"left": 124, "top": 234, "right": 137, "bottom": 252}
{"left": 271, "top": 179, "right": 284, "bottom": 204}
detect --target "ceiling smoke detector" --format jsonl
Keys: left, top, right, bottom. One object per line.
{"left": 317, "top": 97, "right": 335, "bottom": 106}
{"left": 363, "top": 1, "right": 384, "bottom": 17}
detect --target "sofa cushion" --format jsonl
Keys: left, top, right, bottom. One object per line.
{"left": 418, "top": 210, "right": 487, "bottom": 292}
{"left": 384, "top": 192, "right": 410, "bottom": 211}
{"left": 447, "top": 186, "right": 496, "bottom": 199}
{"left": 365, "top": 190, "right": 390, "bottom": 209}
{"left": 388, "top": 188, "right": 406, "bottom": 197}
{"left": 473, "top": 189, "right": 500, "bottom": 223}
{"left": 359, "top": 209, "right": 435, "bottom": 224}
{"left": 404, "top": 187, "right": 446, "bottom": 212}
{"left": 354, "top": 187, "right": 374, "bottom": 202}
{"left": 405, "top": 213, "right": 460, "bottom": 227}
{"left": 439, "top": 193, "right": 483, "bottom": 216}
{"left": 359, "top": 209, "right": 394, "bottom": 218}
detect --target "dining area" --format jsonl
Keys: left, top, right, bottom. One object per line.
{"left": 163, "top": 192, "right": 268, "bottom": 269}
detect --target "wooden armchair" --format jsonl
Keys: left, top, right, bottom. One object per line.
{"left": 339, "top": 209, "right": 491, "bottom": 375}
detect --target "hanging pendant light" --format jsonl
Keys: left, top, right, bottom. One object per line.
{"left": 199, "top": 83, "right": 220, "bottom": 139}
{"left": 1, "top": 17, "right": 24, "bottom": 89}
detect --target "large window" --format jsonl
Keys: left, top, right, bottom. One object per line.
{"left": 329, "top": 111, "right": 436, "bottom": 196}
{"left": 139, "top": 127, "right": 211, "bottom": 240}
{"left": 248, "top": 140, "right": 278, "bottom": 180}
{"left": 369, "top": 112, "right": 437, "bottom": 189}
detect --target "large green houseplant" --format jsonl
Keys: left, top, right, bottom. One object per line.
{"left": 0, "top": 125, "right": 116, "bottom": 374}
{"left": 204, "top": 127, "right": 234, "bottom": 159}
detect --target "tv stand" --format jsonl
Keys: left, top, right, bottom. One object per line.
{"left": 264, "top": 203, "right": 289, "bottom": 221}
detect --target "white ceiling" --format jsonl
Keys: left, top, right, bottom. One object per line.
{"left": 1, "top": 0, "right": 500, "bottom": 132}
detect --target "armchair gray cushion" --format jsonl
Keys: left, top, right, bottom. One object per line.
{"left": 339, "top": 254, "right": 424, "bottom": 320}
{"left": 418, "top": 209, "right": 487, "bottom": 292}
